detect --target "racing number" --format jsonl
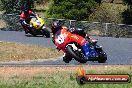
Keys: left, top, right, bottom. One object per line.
{"left": 56, "top": 34, "right": 65, "bottom": 44}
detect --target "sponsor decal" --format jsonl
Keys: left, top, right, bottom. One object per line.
{"left": 71, "top": 36, "right": 79, "bottom": 40}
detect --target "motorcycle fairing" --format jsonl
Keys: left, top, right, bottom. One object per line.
{"left": 54, "top": 28, "right": 90, "bottom": 54}
{"left": 82, "top": 42, "right": 97, "bottom": 60}
{"left": 82, "top": 43, "right": 90, "bottom": 57}
{"left": 30, "top": 15, "right": 45, "bottom": 29}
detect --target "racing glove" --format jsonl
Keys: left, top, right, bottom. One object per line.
{"left": 20, "top": 20, "right": 28, "bottom": 26}
{"left": 69, "top": 27, "right": 75, "bottom": 33}
{"left": 20, "top": 20, "right": 33, "bottom": 30}
{"left": 21, "top": 20, "right": 32, "bottom": 29}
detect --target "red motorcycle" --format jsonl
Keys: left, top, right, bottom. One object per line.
{"left": 53, "top": 27, "right": 107, "bottom": 63}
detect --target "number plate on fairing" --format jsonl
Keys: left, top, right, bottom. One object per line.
{"left": 55, "top": 33, "right": 65, "bottom": 44}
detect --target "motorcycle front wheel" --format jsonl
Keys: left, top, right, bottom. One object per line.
{"left": 97, "top": 51, "right": 107, "bottom": 63}
{"left": 42, "top": 29, "right": 50, "bottom": 38}
{"left": 63, "top": 54, "right": 72, "bottom": 63}
{"left": 66, "top": 45, "right": 87, "bottom": 63}
{"left": 95, "top": 46, "right": 107, "bottom": 63}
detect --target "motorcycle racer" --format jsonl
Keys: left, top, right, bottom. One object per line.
{"left": 51, "top": 20, "right": 96, "bottom": 45}
{"left": 19, "top": 1, "right": 36, "bottom": 34}
{"left": 51, "top": 20, "right": 97, "bottom": 63}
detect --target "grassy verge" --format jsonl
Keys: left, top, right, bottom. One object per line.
{"left": 0, "top": 41, "right": 63, "bottom": 62}
{"left": 0, "top": 65, "right": 131, "bottom": 88}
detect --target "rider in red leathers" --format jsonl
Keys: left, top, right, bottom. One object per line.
{"left": 19, "top": 1, "right": 35, "bottom": 34}
{"left": 51, "top": 20, "right": 95, "bottom": 45}
{"left": 51, "top": 20, "right": 97, "bottom": 63}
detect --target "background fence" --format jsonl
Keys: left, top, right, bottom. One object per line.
{"left": 0, "top": 14, "right": 132, "bottom": 38}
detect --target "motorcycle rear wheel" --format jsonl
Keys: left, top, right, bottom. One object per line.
{"left": 95, "top": 45, "right": 107, "bottom": 63}
{"left": 66, "top": 45, "right": 87, "bottom": 63}
{"left": 97, "top": 51, "right": 107, "bottom": 63}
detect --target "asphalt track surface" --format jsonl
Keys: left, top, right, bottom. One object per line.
{"left": 0, "top": 30, "right": 132, "bottom": 65}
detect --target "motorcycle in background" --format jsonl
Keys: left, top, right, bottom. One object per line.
{"left": 27, "top": 15, "right": 50, "bottom": 38}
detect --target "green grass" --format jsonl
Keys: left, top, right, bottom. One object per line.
{"left": 0, "top": 70, "right": 131, "bottom": 88}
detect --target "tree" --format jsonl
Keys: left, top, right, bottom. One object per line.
{"left": 47, "top": 0, "right": 99, "bottom": 21}
{"left": 123, "top": 0, "right": 132, "bottom": 5}
{"left": 122, "top": 0, "right": 132, "bottom": 24}
{"left": 0, "top": 0, "right": 17, "bottom": 13}
{"left": 0, "top": 0, "right": 34, "bottom": 14}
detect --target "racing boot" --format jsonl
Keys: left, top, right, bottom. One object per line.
{"left": 25, "top": 30, "right": 29, "bottom": 34}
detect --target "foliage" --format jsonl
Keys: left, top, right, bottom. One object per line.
{"left": 35, "top": 0, "right": 49, "bottom": 4}
{"left": 47, "top": 0, "right": 99, "bottom": 21}
{"left": 122, "top": 6, "right": 132, "bottom": 24}
{"left": 122, "top": 0, "right": 132, "bottom": 24}
{"left": 0, "top": 0, "right": 18, "bottom": 13}
{"left": 89, "top": 3, "right": 127, "bottom": 23}
{"left": 123, "top": 0, "right": 132, "bottom": 5}
{"left": 0, "top": 0, "right": 34, "bottom": 14}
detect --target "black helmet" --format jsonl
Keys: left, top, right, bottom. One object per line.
{"left": 52, "top": 20, "right": 63, "bottom": 29}
{"left": 51, "top": 20, "right": 63, "bottom": 33}
{"left": 24, "top": 9, "right": 29, "bottom": 14}
{"left": 23, "top": 3, "right": 30, "bottom": 14}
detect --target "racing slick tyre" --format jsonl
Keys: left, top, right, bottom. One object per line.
{"left": 66, "top": 45, "right": 87, "bottom": 63}
{"left": 24, "top": 30, "right": 29, "bottom": 34}
{"left": 43, "top": 29, "right": 50, "bottom": 38}
{"left": 97, "top": 51, "right": 107, "bottom": 63}
{"left": 63, "top": 55, "right": 72, "bottom": 63}
{"left": 32, "top": 33, "right": 37, "bottom": 37}
{"left": 28, "top": 31, "right": 36, "bottom": 37}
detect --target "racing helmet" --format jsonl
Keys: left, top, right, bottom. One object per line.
{"left": 23, "top": 3, "right": 30, "bottom": 14}
{"left": 51, "top": 20, "right": 63, "bottom": 33}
